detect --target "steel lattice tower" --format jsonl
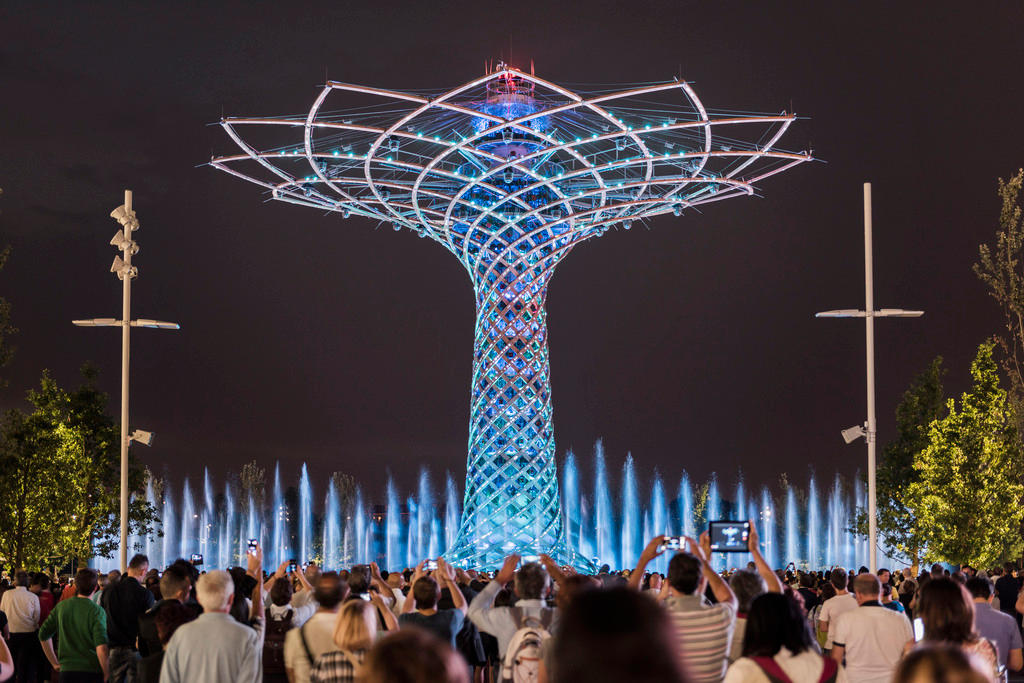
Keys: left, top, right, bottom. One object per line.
{"left": 212, "top": 64, "right": 810, "bottom": 568}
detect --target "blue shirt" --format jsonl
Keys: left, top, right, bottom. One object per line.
{"left": 974, "top": 602, "right": 1023, "bottom": 668}
{"left": 399, "top": 609, "right": 465, "bottom": 648}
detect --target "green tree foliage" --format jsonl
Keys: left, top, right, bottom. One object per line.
{"left": 0, "top": 368, "right": 158, "bottom": 568}
{"left": 975, "top": 169, "right": 1024, "bottom": 428}
{"left": 905, "top": 342, "right": 1024, "bottom": 567}
{"left": 856, "top": 358, "right": 946, "bottom": 565}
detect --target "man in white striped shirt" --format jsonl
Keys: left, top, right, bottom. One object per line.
{"left": 631, "top": 532, "right": 737, "bottom": 682}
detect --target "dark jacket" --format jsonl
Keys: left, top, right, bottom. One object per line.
{"left": 102, "top": 576, "right": 155, "bottom": 648}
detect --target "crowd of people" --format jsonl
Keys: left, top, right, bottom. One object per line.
{"left": 0, "top": 528, "right": 1021, "bottom": 683}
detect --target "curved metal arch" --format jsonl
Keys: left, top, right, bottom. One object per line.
{"left": 210, "top": 66, "right": 812, "bottom": 570}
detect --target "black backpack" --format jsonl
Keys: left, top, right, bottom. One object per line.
{"left": 263, "top": 607, "right": 294, "bottom": 675}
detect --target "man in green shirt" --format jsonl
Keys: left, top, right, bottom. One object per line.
{"left": 39, "top": 568, "right": 110, "bottom": 682}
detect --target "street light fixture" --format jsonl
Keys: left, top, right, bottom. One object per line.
{"left": 841, "top": 424, "right": 867, "bottom": 445}
{"left": 73, "top": 190, "right": 179, "bottom": 572}
{"left": 130, "top": 429, "right": 155, "bottom": 446}
{"left": 816, "top": 183, "right": 922, "bottom": 573}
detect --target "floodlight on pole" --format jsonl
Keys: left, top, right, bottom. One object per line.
{"left": 130, "top": 429, "right": 154, "bottom": 446}
{"left": 816, "top": 183, "right": 923, "bottom": 573}
{"left": 72, "top": 190, "right": 179, "bottom": 572}
{"left": 841, "top": 424, "right": 867, "bottom": 444}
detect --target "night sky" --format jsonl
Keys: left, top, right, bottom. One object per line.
{"left": 2, "top": 1, "right": 1022, "bottom": 503}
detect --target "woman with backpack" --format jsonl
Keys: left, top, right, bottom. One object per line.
{"left": 724, "top": 592, "right": 847, "bottom": 683}
{"left": 310, "top": 600, "right": 378, "bottom": 683}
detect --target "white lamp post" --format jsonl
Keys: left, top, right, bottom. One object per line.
{"left": 73, "top": 190, "right": 179, "bottom": 572}
{"left": 816, "top": 183, "right": 922, "bottom": 573}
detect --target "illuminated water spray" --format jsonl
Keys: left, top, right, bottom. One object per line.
{"left": 211, "top": 64, "right": 809, "bottom": 568}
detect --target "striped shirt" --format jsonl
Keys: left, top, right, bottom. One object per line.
{"left": 666, "top": 595, "right": 736, "bottom": 683}
{"left": 310, "top": 649, "right": 366, "bottom": 683}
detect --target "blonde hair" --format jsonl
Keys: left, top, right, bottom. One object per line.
{"left": 333, "top": 600, "right": 376, "bottom": 651}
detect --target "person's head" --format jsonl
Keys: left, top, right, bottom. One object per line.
{"left": 894, "top": 643, "right": 990, "bottom": 683}
{"left": 818, "top": 582, "right": 836, "bottom": 603}
{"left": 127, "top": 553, "right": 149, "bottom": 577}
{"left": 108, "top": 569, "right": 122, "bottom": 583}
{"left": 195, "top": 570, "right": 234, "bottom": 613}
{"left": 829, "top": 567, "right": 848, "bottom": 591}
{"left": 348, "top": 565, "right": 371, "bottom": 595}
{"left": 29, "top": 573, "right": 49, "bottom": 591}
{"left": 386, "top": 573, "right": 405, "bottom": 591}
{"left": 784, "top": 585, "right": 806, "bottom": 615}
{"left": 647, "top": 573, "right": 662, "bottom": 590}
{"left": 314, "top": 572, "right": 348, "bottom": 611}
{"left": 742, "top": 592, "right": 815, "bottom": 658}
{"left": 1004, "top": 562, "right": 1016, "bottom": 576}
{"left": 917, "top": 577, "right": 977, "bottom": 644}
{"left": 552, "top": 587, "right": 688, "bottom": 683}
{"left": 333, "top": 599, "right": 377, "bottom": 651}
{"left": 730, "top": 569, "right": 767, "bottom": 613}
{"left": 145, "top": 571, "right": 161, "bottom": 599}
{"left": 878, "top": 568, "right": 891, "bottom": 585}
{"left": 964, "top": 577, "right": 993, "bottom": 603}
{"left": 155, "top": 602, "right": 196, "bottom": 649}
{"left": 13, "top": 570, "right": 28, "bottom": 588}
{"left": 961, "top": 565, "right": 975, "bottom": 578}
{"left": 74, "top": 568, "right": 99, "bottom": 597}
{"left": 554, "top": 574, "right": 600, "bottom": 610}
{"left": 364, "top": 629, "right": 468, "bottom": 683}
{"left": 852, "top": 573, "right": 881, "bottom": 604}
{"left": 667, "top": 551, "right": 703, "bottom": 595}
{"left": 169, "top": 558, "right": 200, "bottom": 593}
{"left": 901, "top": 578, "right": 917, "bottom": 596}
{"left": 413, "top": 576, "right": 441, "bottom": 610}
{"left": 159, "top": 565, "right": 191, "bottom": 603}
{"left": 799, "top": 572, "right": 816, "bottom": 589}
{"left": 513, "top": 562, "right": 549, "bottom": 600}
{"left": 931, "top": 563, "right": 945, "bottom": 579}
{"left": 881, "top": 583, "right": 894, "bottom": 602}
{"left": 269, "top": 576, "right": 294, "bottom": 606}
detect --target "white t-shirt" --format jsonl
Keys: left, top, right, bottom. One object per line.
{"left": 284, "top": 610, "right": 337, "bottom": 683}
{"left": 725, "top": 648, "right": 849, "bottom": 683}
{"left": 0, "top": 586, "right": 39, "bottom": 633}
{"left": 819, "top": 593, "right": 858, "bottom": 648}
{"left": 832, "top": 605, "right": 913, "bottom": 683}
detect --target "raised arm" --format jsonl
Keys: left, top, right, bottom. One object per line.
{"left": 747, "top": 524, "right": 783, "bottom": 593}
{"left": 689, "top": 532, "right": 736, "bottom": 609}
{"left": 468, "top": 555, "right": 518, "bottom": 635}
{"left": 437, "top": 558, "right": 467, "bottom": 614}
{"left": 369, "top": 562, "right": 397, "bottom": 604}
{"left": 369, "top": 591, "right": 399, "bottom": 631}
{"left": 628, "top": 536, "right": 666, "bottom": 591}
{"left": 539, "top": 555, "right": 568, "bottom": 589}
{"left": 248, "top": 544, "right": 265, "bottom": 622}
{"left": 402, "top": 562, "right": 426, "bottom": 615}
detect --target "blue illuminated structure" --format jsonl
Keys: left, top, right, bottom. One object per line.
{"left": 211, "top": 64, "right": 810, "bottom": 568}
